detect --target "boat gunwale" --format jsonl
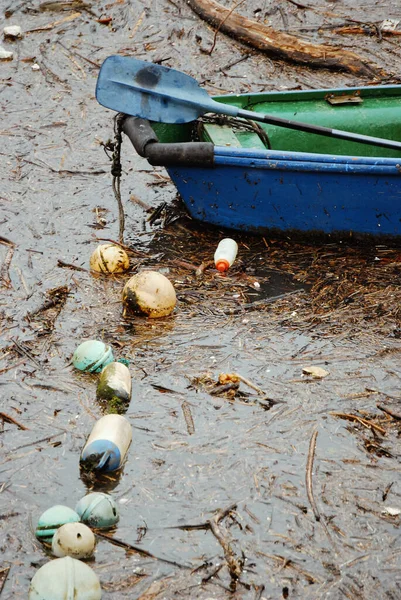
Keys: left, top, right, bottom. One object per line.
{"left": 214, "top": 83, "right": 401, "bottom": 105}
{"left": 213, "top": 146, "right": 401, "bottom": 174}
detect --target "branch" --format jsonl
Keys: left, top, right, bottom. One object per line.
{"left": 187, "top": 0, "right": 384, "bottom": 77}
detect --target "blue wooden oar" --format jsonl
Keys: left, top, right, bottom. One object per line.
{"left": 96, "top": 55, "right": 401, "bottom": 151}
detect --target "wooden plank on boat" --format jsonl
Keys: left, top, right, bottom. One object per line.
{"left": 202, "top": 124, "right": 242, "bottom": 147}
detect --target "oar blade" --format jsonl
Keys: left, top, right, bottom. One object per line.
{"left": 96, "top": 55, "right": 212, "bottom": 123}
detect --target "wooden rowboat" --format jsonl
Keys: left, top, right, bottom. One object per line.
{"left": 122, "top": 84, "right": 401, "bottom": 239}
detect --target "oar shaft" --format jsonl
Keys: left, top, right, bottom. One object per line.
{"left": 235, "top": 107, "right": 401, "bottom": 151}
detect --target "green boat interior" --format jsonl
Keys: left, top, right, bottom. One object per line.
{"left": 152, "top": 85, "right": 401, "bottom": 159}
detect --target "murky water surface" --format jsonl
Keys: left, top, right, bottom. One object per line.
{"left": 1, "top": 0, "right": 401, "bottom": 598}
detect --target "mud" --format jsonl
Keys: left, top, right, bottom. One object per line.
{"left": 1, "top": 0, "right": 401, "bottom": 598}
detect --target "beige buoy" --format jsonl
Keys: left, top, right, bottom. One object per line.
{"left": 89, "top": 243, "right": 129, "bottom": 274}
{"left": 52, "top": 522, "right": 96, "bottom": 559}
{"left": 122, "top": 270, "right": 176, "bottom": 318}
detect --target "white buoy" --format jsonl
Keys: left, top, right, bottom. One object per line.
{"left": 89, "top": 243, "right": 129, "bottom": 274}
{"left": 28, "top": 556, "right": 102, "bottom": 599}
{"left": 52, "top": 522, "right": 96, "bottom": 559}
{"left": 122, "top": 270, "right": 176, "bottom": 318}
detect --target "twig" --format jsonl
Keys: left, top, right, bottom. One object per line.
{"left": 305, "top": 429, "right": 320, "bottom": 521}
{"left": 0, "top": 359, "right": 26, "bottom": 376}
{"left": 11, "top": 339, "right": 42, "bottom": 370}
{"left": 201, "top": 563, "right": 224, "bottom": 583}
{"left": 129, "top": 8, "right": 146, "bottom": 39}
{"left": 27, "top": 285, "right": 70, "bottom": 317}
{"left": 222, "top": 373, "right": 280, "bottom": 407}
{"left": 254, "top": 584, "right": 266, "bottom": 600}
{"left": 225, "top": 289, "right": 305, "bottom": 314}
{"left": 382, "top": 482, "right": 394, "bottom": 502}
{"left": 0, "top": 412, "right": 29, "bottom": 430}
{"left": 0, "top": 245, "right": 15, "bottom": 288}
{"left": 220, "top": 54, "right": 250, "bottom": 72}
{"left": 283, "top": 0, "right": 312, "bottom": 8}
{"left": 330, "top": 411, "right": 386, "bottom": 435}
{"left": 377, "top": 404, "right": 401, "bottom": 420}
{"left": 56, "top": 40, "right": 100, "bottom": 68}
{"left": 181, "top": 401, "right": 195, "bottom": 435}
{"left": 208, "top": 0, "right": 246, "bottom": 55}
{"left": 0, "top": 566, "right": 10, "bottom": 595}
{"left": 95, "top": 531, "right": 189, "bottom": 568}
{"left": 195, "top": 260, "right": 214, "bottom": 277}
{"left": 166, "top": 503, "right": 243, "bottom": 586}
{"left": 209, "top": 382, "right": 240, "bottom": 395}
{"left": 14, "top": 266, "right": 31, "bottom": 297}
{"left": 147, "top": 202, "right": 167, "bottom": 225}
{"left": 25, "top": 11, "right": 81, "bottom": 33}
{"left": 57, "top": 259, "right": 88, "bottom": 272}
{"left": 208, "top": 503, "right": 243, "bottom": 586}
{"left": 11, "top": 432, "right": 65, "bottom": 451}
{"left": 130, "top": 194, "right": 152, "bottom": 211}
{"left": 22, "top": 158, "right": 106, "bottom": 175}
{"left": 232, "top": 373, "right": 265, "bottom": 395}
{"left": 0, "top": 236, "right": 15, "bottom": 246}
{"left": 95, "top": 237, "right": 146, "bottom": 255}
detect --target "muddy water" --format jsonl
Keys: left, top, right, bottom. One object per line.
{"left": 1, "top": 0, "right": 401, "bottom": 598}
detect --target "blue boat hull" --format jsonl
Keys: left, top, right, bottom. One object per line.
{"left": 167, "top": 147, "right": 401, "bottom": 237}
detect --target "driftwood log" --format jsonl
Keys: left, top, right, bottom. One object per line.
{"left": 186, "top": 0, "right": 383, "bottom": 77}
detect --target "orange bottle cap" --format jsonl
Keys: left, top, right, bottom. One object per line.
{"left": 216, "top": 259, "right": 229, "bottom": 272}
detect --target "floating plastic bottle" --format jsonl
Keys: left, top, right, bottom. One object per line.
{"left": 214, "top": 238, "right": 238, "bottom": 272}
{"left": 97, "top": 362, "right": 131, "bottom": 411}
{"left": 80, "top": 414, "right": 132, "bottom": 472}
{"left": 122, "top": 271, "right": 176, "bottom": 318}
{"left": 28, "top": 556, "right": 102, "bottom": 600}
{"left": 75, "top": 492, "right": 119, "bottom": 530}
{"left": 89, "top": 243, "right": 130, "bottom": 274}
{"left": 35, "top": 505, "right": 81, "bottom": 544}
{"left": 72, "top": 340, "right": 114, "bottom": 373}
{"left": 52, "top": 522, "right": 96, "bottom": 559}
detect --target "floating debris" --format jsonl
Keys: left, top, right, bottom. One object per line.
{"left": 52, "top": 523, "right": 96, "bottom": 559}
{"left": 35, "top": 505, "right": 80, "bottom": 544}
{"left": 214, "top": 238, "right": 238, "bottom": 272}
{"left": 72, "top": 340, "right": 114, "bottom": 373}
{"left": 28, "top": 556, "right": 101, "bottom": 600}
{"left": 75, "top": 492, "right": 119, "bottom": 529}
{"left": 89, "top": 243, "right": 129, "bottom": 274}
{"left": 3, "top": 25, "right": 23, "bottom": 39}
{"left": 0, "top": 47, "right": 13, "bottom": 60}
{"left": 80, "top": 414, "right": 132, "bottom": 473}
{"left": 97, "top": 361, "right": 131, "bottom": 414}
{"left": 302, "top": 366, "right": 330, "bottom": 379}
{"left": 122, "top": 270, "right": 176, "bottom": 318}
{"left": 382, "top": 506, "right": 401, "bottom": 517}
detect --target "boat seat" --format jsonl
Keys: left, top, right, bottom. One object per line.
{"left": 200, "top": 123, "right": 268, "bottom": 150}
